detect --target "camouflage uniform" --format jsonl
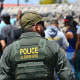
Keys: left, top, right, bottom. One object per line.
{"left": 0, "top": 32, "right": 74, "bottom": 80}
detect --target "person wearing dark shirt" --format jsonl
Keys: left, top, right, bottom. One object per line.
{"left": 1, "top": 13, "right": 19, "bottom": 46}
{"left": 63, "top": 15, "right": 77, "bottom": 79}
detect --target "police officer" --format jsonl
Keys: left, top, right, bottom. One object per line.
{"left": 0, "top": 11, "right": 74, "bottom": 80}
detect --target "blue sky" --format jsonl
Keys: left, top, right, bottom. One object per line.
{"left": 68, "top": 0, "right": 77, "bottom": 3}
{"left": 4, "top": 0, "right": 39, "bottom": 4}
{"left": 3, "top": 0, "right": 77, "bottom": 4}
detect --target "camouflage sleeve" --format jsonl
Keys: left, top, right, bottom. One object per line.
{"left": 0, "top": 44, "right": 12, "bottom": 80}
{"left": 55, "top": 48, "right": 74, "bottom": 80}
{"left": 47, "top": 40, "right": 74, "bottom": 80}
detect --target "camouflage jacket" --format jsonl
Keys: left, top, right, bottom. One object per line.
{"left": 0, "top": 32, "right": 74, "bottom": 80}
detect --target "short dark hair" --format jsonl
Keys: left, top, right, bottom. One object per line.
{"left": 50, "top": 19, "right": 58, "bottom": 25}
{"left": 2, "top": 13, "right": 10, "bottom": 20}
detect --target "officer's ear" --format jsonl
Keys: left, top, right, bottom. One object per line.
{"left": 33, "top": 23, "right": 39, "bottom": 32}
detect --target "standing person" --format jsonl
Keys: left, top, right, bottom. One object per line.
{"left": 0, "top": 34, "right": 6, "bottom": 58}
{"left": 0, "top": 10, "right": 22, "bottom": 34}
{"left": 1, "top": 13, "right": 20, "bottom": 46}
{"left": 0, "top": 11, "right": 74, "bottom": 80}
{"left": 63, "top": 15, "right": 77, "bottom": 79}
{"left": 45, "top": 19, "right": 69, "bottom": 51}
{"left": 45, "top": 19, "right": 69, "bottom": 80}
{"left": 73, "top": 27, "right": 80, "bottom": 80}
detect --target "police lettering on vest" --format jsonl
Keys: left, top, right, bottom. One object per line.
{"left": 20, "top": 47, "right": 39, "bottom": 59}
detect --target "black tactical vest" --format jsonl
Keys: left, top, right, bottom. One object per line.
{"left": 11, "top": 37, "right": 54, "bottom": 80}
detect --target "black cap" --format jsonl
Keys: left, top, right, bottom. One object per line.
{"left": 63, "top": 15, "right": 73, "bottom": 22}
{"left": 65, "top": 15, "right": 73, "bottom": 21}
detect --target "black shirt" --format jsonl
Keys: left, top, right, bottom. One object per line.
{"left": 1, "top": 25, "right": 19, "bottom": 46}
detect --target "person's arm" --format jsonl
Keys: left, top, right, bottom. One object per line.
{"left": 10, "top": 10, "right": 22, "bottom": 25}
{"left": 66, "top": 31, "right": 73, "bottom": 40}
{"left": 0, "top": 40, "right": 6, "bottom": 51}
{"left": 16, "top": 10, "right": 22, "bottom": 21}
{"left": 0, "top": 34, "right": 6, "bottom": 51}
{"left": 0, "top": 45, "right": 12, "bottom": 80}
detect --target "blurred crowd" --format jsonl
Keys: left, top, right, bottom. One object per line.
{"left": 0, "top": 10, "right": 80, "bottom": 80}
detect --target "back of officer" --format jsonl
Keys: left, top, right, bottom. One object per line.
{"left": 0, "top": 12, "right": 74, "bottom": 80}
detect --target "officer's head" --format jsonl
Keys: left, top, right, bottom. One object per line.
{"left": 20, "top": 11, "right": 48, "bottom": 37}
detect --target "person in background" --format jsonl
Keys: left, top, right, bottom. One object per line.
{"left": 1, "top": 13, "right": 20, "bottom": 46}
{"left": 45, "top": 19, "right": 69, "bottom": 51}
{"left": 0, "top": 11, "right": 74, "bottom": 80}
{"left": 0, "top": 10, "right": 22, "bottom": 34}
{"left": 73, "top": 27, "right": 80, "bottom": 80}
{"left": 63, "top": 15, "right": 77, "bottom": 79}
{"left": 45, "top": 19, "right": 69, "bottom": 80}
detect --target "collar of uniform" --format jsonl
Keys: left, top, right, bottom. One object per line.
{"left": 20, "top": 32, "right": 41, "bottom": 38}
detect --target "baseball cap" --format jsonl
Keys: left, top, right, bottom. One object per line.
{"left": 63, "top": 15, "right": 73, "bottom": 22}
{"left": 20, "top": 11, "right": 49, "bottom": 29}
{"left": 2, "top": 13, "right": 10, "bottom": 20}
